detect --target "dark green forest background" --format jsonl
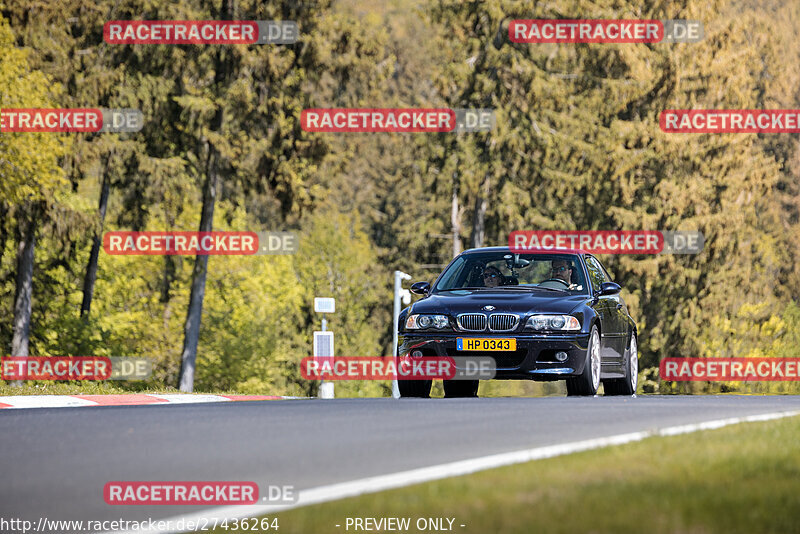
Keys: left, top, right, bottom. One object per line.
{"left": 1, "top": 0, "right": 799, "bottom": 396}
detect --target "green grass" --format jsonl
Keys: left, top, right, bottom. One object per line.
{"left": 263, "top": 416, "right": 800, "bottom": 534}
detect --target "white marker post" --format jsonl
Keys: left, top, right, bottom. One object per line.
{"left": 314, "top": 297, "right": 336, "bottom": 399}
{"left": 392, "top": 271, "right": 412, "bottom": 399}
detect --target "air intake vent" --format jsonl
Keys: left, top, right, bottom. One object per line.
{"left": 457, "top": 313, "right": 487, "bottom": 331}
{"left": 489, "top": 313, "right": 519, "bottom": 332}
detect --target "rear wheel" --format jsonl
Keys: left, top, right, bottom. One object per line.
{"left": 566, "top": 326, "right": 601, "bottom": 396}
{"left": 443, "top": 379, "right": 479, "bottom": 398}
{"left": 398, "top": 379, "right": 432, "bottom": 398}
{"left": 604, "top": 333, "right": 638, "bottom": 396}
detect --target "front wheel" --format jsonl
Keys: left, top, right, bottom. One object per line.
{"left": 566, "top": 326, "right": 601, "bottom": 396}
{"left": 604, "top": 333, "right": 638, "bottom": 396}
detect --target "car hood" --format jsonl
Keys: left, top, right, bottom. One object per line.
{"left": 410, "top": 290, "right": 587, "bottom": 316}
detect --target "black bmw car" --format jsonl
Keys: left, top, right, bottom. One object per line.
{"left": 397, "top": 246, "right": 638, "bottom": 398}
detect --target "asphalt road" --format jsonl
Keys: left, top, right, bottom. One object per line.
{"left": 2, "top": 395, "right": 800, "bottom": 531}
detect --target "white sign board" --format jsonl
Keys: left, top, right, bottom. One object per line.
{"left": 314, "top": 297, "right": 336, "bottom": 313}
{"left": 313, "top": 331, "right": 334, "bottom": 358}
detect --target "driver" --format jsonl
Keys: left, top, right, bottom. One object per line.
{"left": 482, "top": 266, "right": 504, "bottom": 288}
{"left": 551, "top": 260, "right": 579, "bottom": 289}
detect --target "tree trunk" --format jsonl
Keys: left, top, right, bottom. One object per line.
{"left": 177, "top": 147, "right": 220, "bottom": 392}
{"left": 0, "top": 202, "right": 8, "bottom": 268}
{"left": 451, "top": 177, "right": 462, "bottom": 257}
{"left": 160, "top": 205, "right": 179, "bottom": 305}
{"left": 161, "top": 256, "right": 178, "bottom": 304}
{"left": 11, "top": 202, "right": 38, "bottom": 385}
{"left": 470, "top": 175, "right": 490, "bottom": 248}
{"left": 80, "top": 161, "right": 111, "bottom": 318}
{"left": 177, "top": 0, "right": 231, "bottom": 392}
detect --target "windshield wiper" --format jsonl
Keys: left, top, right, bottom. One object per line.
{"left": 492, "top": 285, "right": 568, "bottom": 293}
{"left": 437, "top": 287, "right": 487, "bottom": 292}
{"left": 438, "top": 286, "right": 568, "bottom": 293}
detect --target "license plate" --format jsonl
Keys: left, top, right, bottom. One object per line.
{"left": 456, "top": 338, "right": 516, "bottom": 351}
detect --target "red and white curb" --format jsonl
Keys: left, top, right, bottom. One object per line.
{"left": 0, "top": 394, "right": 302, "bottom": 410}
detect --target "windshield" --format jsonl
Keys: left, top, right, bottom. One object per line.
{"left": 433, "top": 251, "right": 588, "bottom": 293}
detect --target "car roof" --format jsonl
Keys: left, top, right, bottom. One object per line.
{"left": 461, "top": 246, "right": 589, "bottom": 255}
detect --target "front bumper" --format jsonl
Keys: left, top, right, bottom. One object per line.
{"left": 398, "top": 331, "right": 590, "bottom": 380}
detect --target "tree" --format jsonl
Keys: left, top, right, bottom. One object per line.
{"left": 2, "top": 0, "right": 151, "bottom": 325}
{"left": 144, "top": 0, "right": 393, "bottom": 390}
{"left": 0, "top": 16, "right": 70, "bottom": 371}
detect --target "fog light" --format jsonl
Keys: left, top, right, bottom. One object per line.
{"left": 555, "top": 351, "right": 568, "bottom": 362}
{"left": 411, "top": 350, "right": 423, "bottom": 358}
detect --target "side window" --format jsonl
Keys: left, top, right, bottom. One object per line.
{"left": 584, "top": 256, "right": 606, "bottom": 292}
{"left": 594, "top": 257, "right": 614, "bottom": 282}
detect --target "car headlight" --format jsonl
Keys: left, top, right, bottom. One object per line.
{"left": 406, "top": 314, "right": 449, "bottom": 329}
{"left": 525, "top": 315, "right": 580, "bottom": 331}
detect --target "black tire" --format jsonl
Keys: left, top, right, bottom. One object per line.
{"left": 603, "top": 333, "right": 638, "bottom": 396}
{"left": 443, "top": 379, "right": 479, "bottom": 398}
{"left": 398, "top": 379, "right": 432, "bottom": 398}
{"left": 566, "top": 325, "right": 601, "bottom": 396}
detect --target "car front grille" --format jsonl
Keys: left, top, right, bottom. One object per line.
{"left": 488, "top": 313, "right": 519, "bottom": 332}
{"left": 457, "top": 313, "right": 487, "bottom": 331}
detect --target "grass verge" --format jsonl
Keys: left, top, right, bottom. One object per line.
{"left": 263, "top": 415, "right": 800, "bottom": 534}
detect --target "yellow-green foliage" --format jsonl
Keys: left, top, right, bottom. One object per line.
{"left": 3, "top": 1, "right": 800, "bottom": 396}
{"left": 0, "top": 16, "right": 69, "bottom": 204}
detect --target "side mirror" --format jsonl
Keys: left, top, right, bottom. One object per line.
{"left": 598, "top": 281, "right": 621, "bottom": 296}
{"left": 410, "top": 281, "right": 430, "bottom": 296}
